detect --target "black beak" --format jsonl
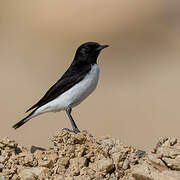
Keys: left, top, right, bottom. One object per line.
{"left": 96, "top": 44, "right": 109, "bottom": 51}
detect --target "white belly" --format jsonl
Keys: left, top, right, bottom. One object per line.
{"left": 35, "top": 64, "right": 99, "bottom": 115}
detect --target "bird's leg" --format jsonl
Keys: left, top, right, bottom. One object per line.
{"left": 63, "top": 107, "right": 80, "bottom": 133}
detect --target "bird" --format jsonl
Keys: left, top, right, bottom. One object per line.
{"left": 12, "top": 42, "right": 109, "bottom": 133}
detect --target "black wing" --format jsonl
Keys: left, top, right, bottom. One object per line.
{"left": 26, "top": 62, "right": 91, "bottom": 112}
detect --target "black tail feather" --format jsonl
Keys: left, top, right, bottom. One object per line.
{"left": 26, "top": 104, "right": 38, "bottom": 113}
{"left": 13, "top": 109, "right": 37, "bottom": 129}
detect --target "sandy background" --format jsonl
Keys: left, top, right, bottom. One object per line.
{"left": 0, "top": 0, "right": 180, "bottom": 150}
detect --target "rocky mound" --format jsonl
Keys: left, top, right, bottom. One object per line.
{"left": 0, "top": 130, "right": 180, "bottom": 179}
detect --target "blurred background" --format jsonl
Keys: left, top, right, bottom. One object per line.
{"left": 0, "top": 0, "right": 180, "bottom": 150}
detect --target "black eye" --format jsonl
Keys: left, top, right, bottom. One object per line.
{"left": 85, "top": 47, "right": 90, "bottom": 51}
{"left": 81, "top": 47, "right": 89, "bottom": 54}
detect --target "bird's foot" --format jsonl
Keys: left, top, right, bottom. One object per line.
{"left": 62, "top": 128, "right": 80, "bottom": 134}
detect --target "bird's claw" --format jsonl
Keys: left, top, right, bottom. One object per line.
{"left": 62, "top": 128, "right": 80, "bottom": 134}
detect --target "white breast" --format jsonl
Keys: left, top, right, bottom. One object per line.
{"left": 35, "top": 64, "right": 100, "bottom": 115}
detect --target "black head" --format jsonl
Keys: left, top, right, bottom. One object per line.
{"left": 73, "top": 42, "right": 109, "bottom": 64}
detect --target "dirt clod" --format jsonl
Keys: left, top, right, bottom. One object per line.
{"left": 0, "top": 131, "right": 180, "bottom": 179}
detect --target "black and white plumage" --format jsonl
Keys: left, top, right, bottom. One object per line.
{"left": 13, "top": 42, "right": 109, "bottom": 133}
